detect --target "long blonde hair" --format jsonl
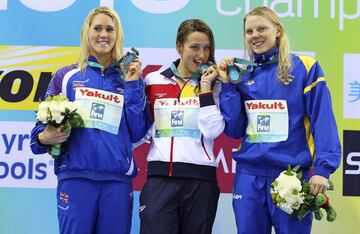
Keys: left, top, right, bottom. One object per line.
{"left": 77, "top": 7, "right": 124, "bottom": 72}
{"left": 244, "top": 7, "right": 292, "bottom": 84}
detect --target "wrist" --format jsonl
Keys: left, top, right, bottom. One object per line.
{"left": 200, "top": 79, "right": 211, "bottom": 85}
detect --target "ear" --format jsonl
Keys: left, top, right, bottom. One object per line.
{"left": 176, "top": 43, "right": 183, "bottom": 55}
{"left": 276, "top": 26, "right": 282, "bottom": 38}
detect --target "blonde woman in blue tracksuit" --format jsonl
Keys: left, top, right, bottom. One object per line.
{"left": 30, "top": 7, "right": 151, "bottom": 234}
{"left": 218, "top": 6, "right": 341, "bottom": 234}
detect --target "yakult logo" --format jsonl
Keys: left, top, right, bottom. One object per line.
{"left": 246, "top": 101, "right": 285, "bottom": 110}
{"left": 157, "top": 98, "right": 199, "bottom": 107}
{"left": 79, "top": 88, "right": 121, "bottom": 104}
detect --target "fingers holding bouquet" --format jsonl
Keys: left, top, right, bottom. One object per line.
{"left": 39, "top": 125, "right": 71, "bottom": 145}
{"left": 310, "top": 175, "right": 329, "bottom": 195}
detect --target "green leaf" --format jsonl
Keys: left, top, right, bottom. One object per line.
{"left": 297, "top": 171, "right": 303, "bottom": 179}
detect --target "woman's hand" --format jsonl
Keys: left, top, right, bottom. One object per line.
{"left": 124, "top": 58, "right": 142, "bottom": 81}
{"left": 38, "top": 125, "right": 71, "bottom": 145}
{"left": 217, "top": 57, "right": 235, "bottom": 83}
{"left": 200, "top": 65, "right": 218, "bottom": 94}
{"left": 310, "top": 175, "right": 329, "bottom": 195}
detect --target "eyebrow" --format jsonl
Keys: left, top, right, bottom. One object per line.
{"left": 93, "top": 24, "right": 115, "bottom": 28}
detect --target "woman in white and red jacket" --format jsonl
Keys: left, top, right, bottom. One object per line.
{"left": 139, "top": 19, "right": 225, "bottom": 234}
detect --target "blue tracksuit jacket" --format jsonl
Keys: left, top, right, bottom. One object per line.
{"left": 30, "top": 56, "right": 151, "bottom": 183}
{"left": 220, "top": 48, "right": 341, "bottom": 179}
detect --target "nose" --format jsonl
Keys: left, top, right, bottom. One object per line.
{"left": 100, "top": 29, "right": 107, "bottom": 38}
{"left": 252, "top": 30, "right": 260, "bottom": 38}
{"left": 198, "top": 48, "right": 206, "bottom": 60}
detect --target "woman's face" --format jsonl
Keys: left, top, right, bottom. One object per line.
{"left": 88, "top": 13, "right": 116, "bottom": 60}
{"left": 244, "top": 15, "right": 280, "bottom": 55}
{"left": 177, "top": 31, "right": 211, "bottom": 77}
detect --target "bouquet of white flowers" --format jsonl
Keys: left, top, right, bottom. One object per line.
{"left": 36, "top": 94, "right": 84, "bottom": 158}
{"left": 270, "top": 165, "right": 337, "bottom": 222}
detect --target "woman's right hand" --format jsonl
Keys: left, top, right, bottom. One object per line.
{"left": 124, "top": 58, "right": 142, "bottom": 81}
{"left": 38, "top": 125, "right": 71, "bottom": 145}
{"left": 217, "top": 57, "right": 235, "bottom": 83}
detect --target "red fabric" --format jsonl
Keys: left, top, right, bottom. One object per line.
{"left": 321, "top": 195, "right": 330, "bottom": 209}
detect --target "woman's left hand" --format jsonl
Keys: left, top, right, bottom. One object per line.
{"left": 124, "top": 59, "right": 142, "bottom": 81}
{"left": 310, "top": 175, "right": 329, "bottom": 195}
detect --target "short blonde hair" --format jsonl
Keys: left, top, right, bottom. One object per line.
{"left": 244, "top": 7, "right": 292, "bottom": 84}
{"left": 77, "top": 7, "right": 124, "bottom": 72}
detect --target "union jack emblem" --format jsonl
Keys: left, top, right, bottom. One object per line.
{"left": 59, "top": 192, "right": 69, "bottom": 203}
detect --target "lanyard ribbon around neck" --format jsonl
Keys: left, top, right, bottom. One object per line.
{"left": 86, "top": 48, "right": 139, "bottom": 79}
{"left": 170, "top": 62, "right": 213, "bottom": 81}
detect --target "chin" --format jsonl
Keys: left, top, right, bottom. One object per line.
{"left": 253, "top": 49, "right": 267, "bottom": 55}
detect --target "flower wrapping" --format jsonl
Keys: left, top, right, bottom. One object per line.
{"left": 36, "top": 95, "right": 84, "bottom": 158}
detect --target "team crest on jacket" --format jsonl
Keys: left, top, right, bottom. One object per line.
{"left": 58, "top": 192, "right": 70, "bottom": 211}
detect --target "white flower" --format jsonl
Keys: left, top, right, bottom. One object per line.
{"left": 36, "top": 95, "right": 83, "bottom": 127}
{"left": 66, "top": 101, "right": 77, "bottom": 113}
{"left": 279, "top": 203, "right": 294, "bottom": 215}
{"left": 271, "top": 170, "right": 305, "bottom": 214}
{"left": 36, "top": 101, "right": 50, "bottom": 123}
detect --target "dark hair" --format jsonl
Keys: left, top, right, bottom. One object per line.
{"left": 176, "top": 19, "right": 215, "bottom": 64}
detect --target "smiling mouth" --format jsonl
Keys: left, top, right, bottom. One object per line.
{"left": 193, "top": 60, "right": 203, "bottom": 69}
{"left": 252, "top": 41, "right": 264, "bottom": 47}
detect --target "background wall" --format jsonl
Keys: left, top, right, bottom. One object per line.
{"left": 1, "top": 0, "right": 360, "bottom": 233}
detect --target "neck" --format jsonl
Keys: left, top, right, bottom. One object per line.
{"left": 94, "top": 54, "right": 114, "bottom": 68}
{"left": 177, "top": 61, "right": 193, "bottom": 78}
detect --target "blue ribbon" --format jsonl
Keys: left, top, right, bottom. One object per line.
{"left": 170, "top": 61, "right": 213, "bottom": 80}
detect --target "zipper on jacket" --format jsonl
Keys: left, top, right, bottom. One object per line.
{"left": 101, "top": 67, "right": 105, "bottom": 76}
{"left": 169, "top": 136, "right": 174, "bottom": 176}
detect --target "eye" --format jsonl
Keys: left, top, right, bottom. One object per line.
{"left": 204, "top": 46, "right": 211, "bottom": 51}
{"left": 190, "top": 45, "right": 200, "bottom": 50}
{"left": 245, "top": 29, "right": 253, "bottom": 35}
{"left": 257, "top": 26, "right": 267, "bottom": 32}
{"left": 106, "top": 26, "right": 115, "bottom": 33}
{"left": 93, "top": 26, "right": 102, "bottom": 32}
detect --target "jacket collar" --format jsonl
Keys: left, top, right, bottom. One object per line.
{"left": 254, "top": 47, "right": 279, "bottom": 64}
{"left": 161, "top": 59, "right": 180, "bottom": 78}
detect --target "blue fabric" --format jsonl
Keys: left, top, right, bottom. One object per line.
{"left": 57, "top": 178, "right": 133, "bottom": 234}
{"left": 233, "top": 172, "right": 312, "bottom": 234}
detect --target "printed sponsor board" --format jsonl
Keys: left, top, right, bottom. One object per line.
{"left": 343, "top": 130, "right": 360, "bottom": 196}
{"left": 343, "top": 54, "right": 360, "bottom": 119}
{"left": 0, "top": 121, "right": 57, "bottom": 188}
